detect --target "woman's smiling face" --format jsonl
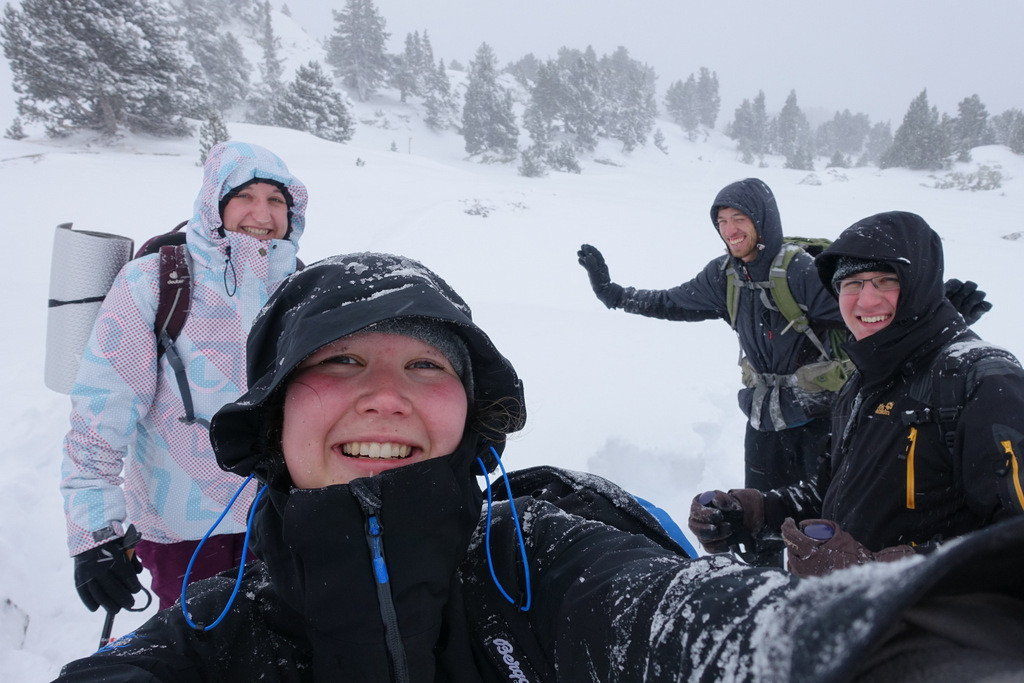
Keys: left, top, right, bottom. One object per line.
{"left": 281, "top": 331, "right": 468, "bottom": 488}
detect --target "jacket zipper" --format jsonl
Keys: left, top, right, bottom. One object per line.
{"left": 353, "top": 485, "right": 410, "bottom": 683}
{"left": 905, "top": 428, "right": 918, "bottom": 509}
{"left": 1003, "top": 440, "right": 1024, "bottom": 510}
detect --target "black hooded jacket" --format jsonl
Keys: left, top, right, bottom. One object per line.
{"left": 57, "top": 252, "right": 1024, "bottom": 682}
{"left": 613, "top": 178, "right": 844, "bottom": 431}
{"left": 762, "top": 212, "right": 1024, "bottom": 551}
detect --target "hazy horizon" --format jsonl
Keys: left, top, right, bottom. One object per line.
{"left": 285, "top": 0, "right": 1024, "bottom": 127}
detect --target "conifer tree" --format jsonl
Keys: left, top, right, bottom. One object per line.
{"left": 695, "top": 67, "right": 720, "bottom": 129}
{"left": 991, "top": 108, "right": 1024, "bottom": 154}
{"left": 1, "top": 0, "right": 201, "bottom": 138}
{"left": 247, "top": 0, "right": 285, "bottom": 124}
{"left": 728, "top": 91, "right": 769, "bottom": 163}
{"left": 176, "top": 0, "right": 250, "bottom": 112}
{"left": 774, "top": 90, "right": 813, "bottom": 169}
{"left": 423, "top": 60, "right": 458, "bottom": 131}
{"left": 859, "top": 121, "right": 893, "bottom": 167}
{"left": 815, "top": 110, "right": 871, "bottom": 157}
{"left": 664, "top": 76, "right": 700, "bottom": 138}
{"left": 461, "top": 43, "right": 518, "bottom": 159}
{"left": 950, "top": 94, "right": 991, "bottom": 162}
{"left": 880, "top": 89, "right": 950, "bottom": 170}
{"left": 597, "top": 47, "right": 656, "bottom": 152}
{"left": 198, "top": 110, "right": 230, "bottom": 165}
{"left": 273, "top": 61, "right": 355, "bottom": 143}
{"left": 326, "top": 0, "right": 390, "bottom": 102}
{"left": 557, "top": 47, "right": 601, "bottom": 152}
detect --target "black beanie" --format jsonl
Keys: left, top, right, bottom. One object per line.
{"left": 830, "top": 257, "right": 896, "bottom": 292}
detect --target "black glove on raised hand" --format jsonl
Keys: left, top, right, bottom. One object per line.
{"left": 944, "top": 278, "right": 992, "bottom": 326}
{"left": 73, "top": 524, "right": 144, "bottom": 613}
{"left": 577, "top": 244, "right": 624, "bottom": 309}
{"left": 687, "top": 489, "right": 765, "bottom": 554}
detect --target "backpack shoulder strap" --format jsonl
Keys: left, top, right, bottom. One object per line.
{"left": 154, "top": 243, "right": 207, "bottom": 428}
{"left": 901, "top": 341, "right": 1019, "bottom": 450}
{"left": 155, "top": 243, "right": 191, "bottom": 353}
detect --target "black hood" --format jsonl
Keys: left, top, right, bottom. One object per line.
{"left": 211, "top": 252, "right": 526, "bottom": 483}
{"left": 709, "top": 178, "right": 783, "bottom": 279}
{"left": 816, "top": 211, "right": 946, "bottom": 324}
{"left": 815, "top": 211, "right": 965, "bottom": 385}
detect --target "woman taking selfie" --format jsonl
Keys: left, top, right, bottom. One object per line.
{"left": 58, "top": 252, "right": 1024, "bottom": 682}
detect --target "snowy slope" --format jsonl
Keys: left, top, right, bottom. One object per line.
{"left": 1, "top": 21, "right": 1024, "bottom": 682}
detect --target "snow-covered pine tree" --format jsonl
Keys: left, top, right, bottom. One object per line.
{"left": 695, "top": 67, "right": 720, "bottom": 129}
{"left": 4, "top": 117, "right": 26, "bottom": 140}
{"left": 774, "top": 90, "right": 813, "bottom": 170}
{"left": 949, "top": 94, "right": 991, "bottom": 162}
{"left": 521, "top": 60, "right": 562, "bottom": 153}
{"left": 326, "top": 0, "right": 390, "bottom": 102}
{"left": 198, "top": 110, "right": 230, "bottom": 165}
{"left": 1, "top": 0, "right": 202, "bottom": 138}
{"left": 728, "top": 91, "right": 769, "bottom": 164}
{"left": 664, "top": 76, "right": 700, "bottom": 138}
{"left": 815, "top": 110, "right": 871, "bottom": 158}
{"left": 246, "top": 0, "right": 286, "bottom": 125}
{"left": 273, "top": 61, "right": 354, "bottom": 143}
{"left": 461, "top": 43, "right": 518, "bottom": 159}
{"left": 423, "top": 60, "right": 458, "bottom": 131}
{"left": 990, "top": 108, "right": 1024, "bottom": 155}
{"left": 880, "top": 89, "right": 950, "bottom": 170}
{"left": 175, "top": 0, "right": 251, "bottom": 113}
{"left": 859, "top": 121, "right": 893, "bottom": 167}
{"left": 598, "top": 46, "right": 656, "bottom": 152}
{"left": 556, "top": 47, "right": 601, "bottom": 153}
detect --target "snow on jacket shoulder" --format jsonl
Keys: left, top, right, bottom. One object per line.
{"left": 55, "top": 467, "right": 1024, "bottom": 683}
{"left": 60, "top": 142, "right": 307, "bottom": 555}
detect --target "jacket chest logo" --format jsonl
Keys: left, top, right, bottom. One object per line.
{"left": 874, "top": 401, "right": 895, "bottom": 416}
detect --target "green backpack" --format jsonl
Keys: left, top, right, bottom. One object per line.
{"left": 725, "top": 237, "right": 853, "bottom": 393}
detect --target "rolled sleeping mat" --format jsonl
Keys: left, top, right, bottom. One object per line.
{"left": 45, "top": 223, "right": 134, "bottom": 393}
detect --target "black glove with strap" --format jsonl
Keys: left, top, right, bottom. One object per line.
{"left": 577, "top": 244, "right": 624, "bottom": 309}
{"left": 944, "top": 278, "right": 992, "bottom": 326}
{"left": 73, "top": 524, "right": 144, "bottom": 614}
{"left": 687, "top": 489, "right": 765, "bottom": 555}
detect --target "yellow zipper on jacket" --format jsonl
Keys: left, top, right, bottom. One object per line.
{"left": 1003, "top": 440, "right": 1024, "bottom": 510}
{"left": 905, "top": 428, "right": 918, "bottom": 509}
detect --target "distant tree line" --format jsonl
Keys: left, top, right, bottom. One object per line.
{"left": 2, "top": 0, "right": 1022, "bottom": 176}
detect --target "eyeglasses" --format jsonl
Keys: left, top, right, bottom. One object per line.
{"left": 835, "top": 274, "right": 900, "bottom": 295}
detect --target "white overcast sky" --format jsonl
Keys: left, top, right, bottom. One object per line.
{"left": 285, "top": 0, "right": 1022, "bottom": 126}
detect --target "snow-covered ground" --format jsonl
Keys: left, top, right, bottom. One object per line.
{"left": 2, "top": 21, "right": 1024, "bottom": 683}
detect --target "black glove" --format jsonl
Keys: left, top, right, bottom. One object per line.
{"left": 73, "top": 525, "right": 144, "bottom": 613}
{"left": 944, "top": 278, "right": 992, "bottom": 326}
{"left": 577, "top": 244, "right": 624, "bottom": 308}
{"left": 687, "top": 489, "right": 765, "bottom": 554}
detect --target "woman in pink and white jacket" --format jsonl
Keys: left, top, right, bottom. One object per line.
{"left": 61, "top": 141, "right": 307, "bottom": 612}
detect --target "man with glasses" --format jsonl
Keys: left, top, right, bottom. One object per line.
{"left": 688, "top": 211, "right": 1024, "bottom": 577}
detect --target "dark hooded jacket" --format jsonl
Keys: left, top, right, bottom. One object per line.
{"left": 613, "top": 178, "right": 844, "bottom": 431}
{"left": 762, "top": 212, "right": 1024, "bottom": 551}
{"left": 58, "top": 253, "right": 1024, "bottom": 682}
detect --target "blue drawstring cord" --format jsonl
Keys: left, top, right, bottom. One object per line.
{"left": 476, "top": 446, "right": 532, "bottom": 612}
{"left": 180, "top": 473, "right": 265, "bottom": 631}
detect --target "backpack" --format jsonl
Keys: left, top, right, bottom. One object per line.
{"left": 133, "top": 221, "right": 205, "bottom": 426}
{"left": 725, "top": 237, "right": 853, "bottom": 393}
{"left": 900, "top": 340, "right": 1024, "bottom": 513}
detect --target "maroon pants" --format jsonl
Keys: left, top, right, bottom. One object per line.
{"left": 135, "top": 533, "right": 252, "bottom": 611}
